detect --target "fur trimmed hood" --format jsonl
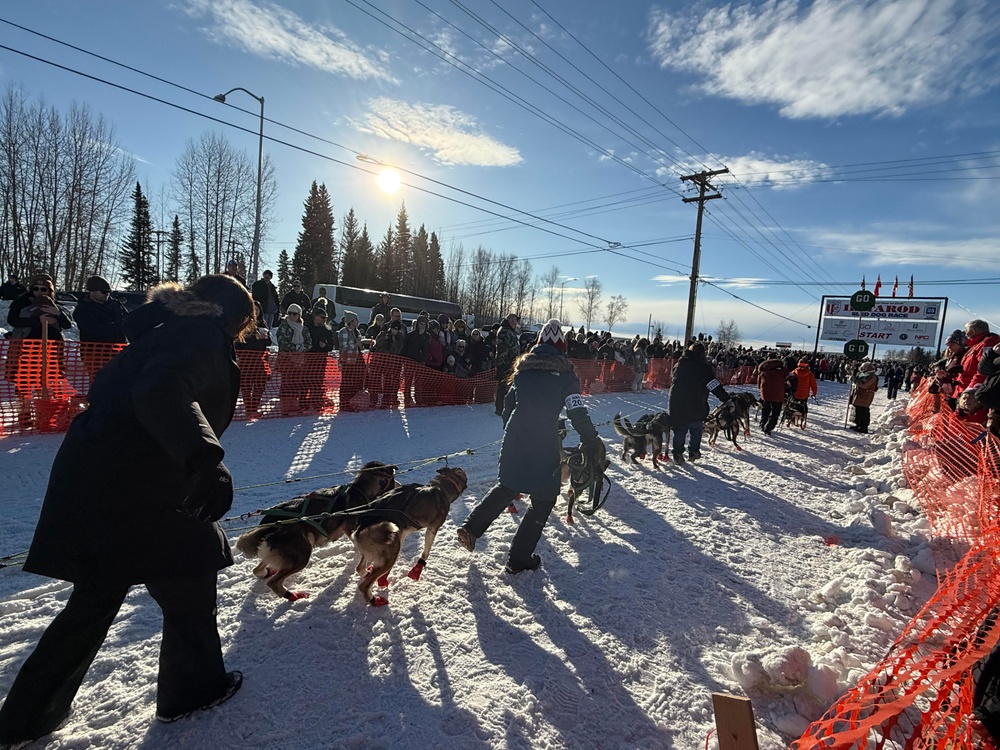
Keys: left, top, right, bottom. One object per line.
{"left": 514, "top": 343, "right": 575, "bottom": 374}
{"left": 124, "top": 282, "right": 226, "bottom": 342}
{"left": 148, "top": 282, "right": 224, "bottom": 318}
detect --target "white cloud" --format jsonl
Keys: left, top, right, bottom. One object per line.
{"left": 355, "top": 98, "right": 523, "bottom": 167}
{"left": 656, "top": 151, "right": 827, "bottom": 188}
{"left": 647, "top": 0, "right": 1000, "bottom": 118}
{"left": 185, "top": 0, "right": 397, "bottom": 83}
{"left": 812, "top": 229, "right": 1000, "bottom": 269}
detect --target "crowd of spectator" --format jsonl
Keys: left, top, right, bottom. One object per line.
{"left": 6, "top": 268, "right": 1000, "bottom": 432}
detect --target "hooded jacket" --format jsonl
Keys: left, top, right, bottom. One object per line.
{"left": 498, "top": 344, "right": 597, "bottom": 495}
{"left": 850, "top": 368, "right": 879, "bottom": 408}
{"left": 792, "top": 363, "right": 818, "bottom": 400}
{"left": 23, "top": 283, "right": 239, "bottom": 584}
{"left": 757, "top": 358, "right": 788, "bottom": 403}
{"left": 668, "top": 348, "right": 730, "bottom": 424}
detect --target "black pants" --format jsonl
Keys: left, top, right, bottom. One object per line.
{"left": 461, "top": 483, "right": 557, "bottom": 567}
{"left": 854, "top": 405, "right": 871, "bottom": 432}
{"left": 886, "top": 381, "right": 899, "bottom": 399}
{"left": 494, "top": 377, "right": 510, "bottom": 416}
{"left": 760, "top": 400, "right": 781, "bottom": 433}
{"left": 0, "top": 572, "right": 227, "bottom": 743}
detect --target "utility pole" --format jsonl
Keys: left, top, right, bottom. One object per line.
{"left": 152, "top": 229, "right": 167, "bottom": 283}
{"left": 680, "top": 168, "right": 728, "bottom": 345}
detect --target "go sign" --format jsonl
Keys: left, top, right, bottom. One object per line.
{"left": 850, "top": 290, "right": 876, "bottom": 312}
{"left": 844, "top": 339, "right": 870, "bottom": 361}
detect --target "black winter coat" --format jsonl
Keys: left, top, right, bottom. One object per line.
{"left": 6, "top": 293, "right": 72, "bottom": 340}
{"left": 668, "top": 351, "right": 729, "bottom": 424}
{"left": 402, "top": 328, "right": 431, "bottom": 363}
{"left": 498, "top": 344, "right": 597, "bottom": 496}
{"left": 23, "top": 284, "right": 239, "bottom": 584}
{"left": 73, "top": 294, "right": 128, "bottom": 343}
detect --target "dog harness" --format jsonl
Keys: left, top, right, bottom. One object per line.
{"left": 258, "top": 486, "right": 351, "bottom": 541}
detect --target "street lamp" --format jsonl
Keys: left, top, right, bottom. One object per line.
{"left": 214, "top": 87, "right": 264, "bottom": 284}
{"left": 559, "top": 277, "right": 577, "bottom": 322}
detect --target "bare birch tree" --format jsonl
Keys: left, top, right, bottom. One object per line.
{"left": 603, "top": 294, "right": 629, "bottom": 332}
{"left": 539, "top": 265, "right": 560, "bottom": 320}
{"left": 577, "top": 276, "right": 603, "bottom": 329}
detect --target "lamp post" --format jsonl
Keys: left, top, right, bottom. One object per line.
{"left": 214, "top": 87, "right": 264, "bottom": 283}
{"left": 559, "top": 277, "right": 577, "bottom": 322}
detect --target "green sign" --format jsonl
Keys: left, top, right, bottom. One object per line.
{"left": 850, "top": 290, "right": 876, "bottom": 312}
{"left": 844, "top": 339, "right": 870, "bottom": 361}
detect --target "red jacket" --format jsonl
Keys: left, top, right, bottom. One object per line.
{"left": 792, "top": 364, "right": 818, "bottom": 400}
{"left": 958, "top": 331, "right": 1000, "bottom": 394}
{"left": 757, "top": 359, "right": 788, "bottom": 402}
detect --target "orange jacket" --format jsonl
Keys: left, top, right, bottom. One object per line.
{"left": 793, "top": 364, "right": 818, "bottom": 400}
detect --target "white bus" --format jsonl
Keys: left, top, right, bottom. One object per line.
{"left": 312, "top": 284, "right": 464, "bottom": 329}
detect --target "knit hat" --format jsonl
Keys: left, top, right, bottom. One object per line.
{"left": 343, "top": 310, "right": 359, "bottom": 326}
{"left": 437, "top": 313, "right": 450, "bottom": 325}
{"left": 85, "top": 275, "right": 112, "bottom": 293}
{"left": 537, "top": 319, "right": 567, "bottom": 353}
{"left": 286, "top": 303, "right": 303, "bottom": 316}
{"left": 428, "top": 319, "right": 440, "bottom": 332}
{"left": 946, "top": 329, "right": 966, "bottom": 346}
{"left": 310, "top": 307, "right": 328, "bottom": 318}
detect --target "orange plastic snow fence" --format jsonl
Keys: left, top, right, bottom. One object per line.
{"left": 792, "top": 382, "right": 1000, "bottom": 749}
{"left": 3, "top": 342, "right": 713, "bottom": 436}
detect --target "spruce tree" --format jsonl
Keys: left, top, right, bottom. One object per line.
{"left": 376, "top": 224, "right": 396, "bottom": 292}
{"left": 428, "top": 231, "right": 445, "bottom": 298}
{"left": 120, "top": 181, "right": 157, "bottom": 291}
{"left": 166, "top": 215, "right": 184, "bottom": 282}
{"left": 356, "top": 224, "right": 375, "bottom": 288}
{"left": 291, "top": 181, "right": 336, "bottom": 291}
{"left": 393, "top": 203, "right": 412, "bottom": 294}
{"left": 411, "top": 224, "right": 429, "bottom": 296}
{"left": 186, "top": 228, "right": 200, "bottom": 285}
{"left": 339, "top": 208, "right": 361, "bottom": 286}
{"left": 276, "top": 249, "right": 292, "bottom": 296}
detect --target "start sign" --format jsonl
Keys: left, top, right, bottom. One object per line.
{"left": 850, "top": 290, "right": 876, "bottom": 312}
{"left": 844, "top": 339, "right": 870, "bottom": 361}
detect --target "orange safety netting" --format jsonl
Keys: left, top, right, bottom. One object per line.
{"left": 793, "top": 382, "right": 1000, "bottom": 749}
{"left": 0, "top": 340, "right": 763, "bottom": 436}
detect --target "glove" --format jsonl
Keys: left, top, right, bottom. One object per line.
{"left": 181, "top": 462, "right": 234, "bottom": 522}
{"left": 582, "top": 436, "right": 606, "bottom": 468}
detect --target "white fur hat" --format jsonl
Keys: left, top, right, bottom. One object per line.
{"left": 537, "top": 319, "right": 566, "bottom": 352}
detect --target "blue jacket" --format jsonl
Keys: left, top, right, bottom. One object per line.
{"left": 498, "top": 344, "right": 597, "bottom": 496}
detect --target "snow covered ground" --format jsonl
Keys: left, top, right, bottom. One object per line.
{"left": 0, "top": 382, "right": 932, "bottom": 749}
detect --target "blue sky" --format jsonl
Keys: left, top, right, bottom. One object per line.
{"left": 2, "top": 0, "right": 999, "bottom": 348}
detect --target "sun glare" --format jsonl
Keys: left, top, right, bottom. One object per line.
{"left": 377, "top": 167, "right": 401, "bottom": 194}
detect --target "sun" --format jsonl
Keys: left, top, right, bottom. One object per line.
{"left": 377, "top": 167, "right": 401, "bottom": 194}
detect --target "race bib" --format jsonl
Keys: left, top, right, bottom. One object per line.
{"left": 706, "top": 378, "right": 721, "bottom": 391}
{"left": 565, "top": 393, "right": 584, "bottom": 411}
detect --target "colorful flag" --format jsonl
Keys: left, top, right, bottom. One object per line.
{"left": 874, "top": 275, "right": 882, "bottom": 297}
{"left": 860, "top": 275, "right": 866, "bottom": 290}
{"left": 908, "top": 275, "right": 914, "bottom": 298}
{"left": 892, "top": 275, "right": 899, "bottom": 297}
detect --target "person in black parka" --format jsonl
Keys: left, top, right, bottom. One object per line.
{"left": 0, "top": 275, "right": 254, "bottom": 748}
{"left": 667, "top": 341, "right": 731, "bottom": 463}
{"left": 457, "top": 319, "right": 605, "bottom": 573}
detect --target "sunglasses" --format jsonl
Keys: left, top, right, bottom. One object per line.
{"left": 287, "top": 312, "right": 299, "bottom": 317}
{"left": 31, "top": 285, "right": 50, "bottom": 292}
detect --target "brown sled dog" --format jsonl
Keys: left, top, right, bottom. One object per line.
{"left": 236, "top": 461, "right": 397, "bottom": 601}
{"left": 350, "top": 466, "right": 468, "bottom": 607}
